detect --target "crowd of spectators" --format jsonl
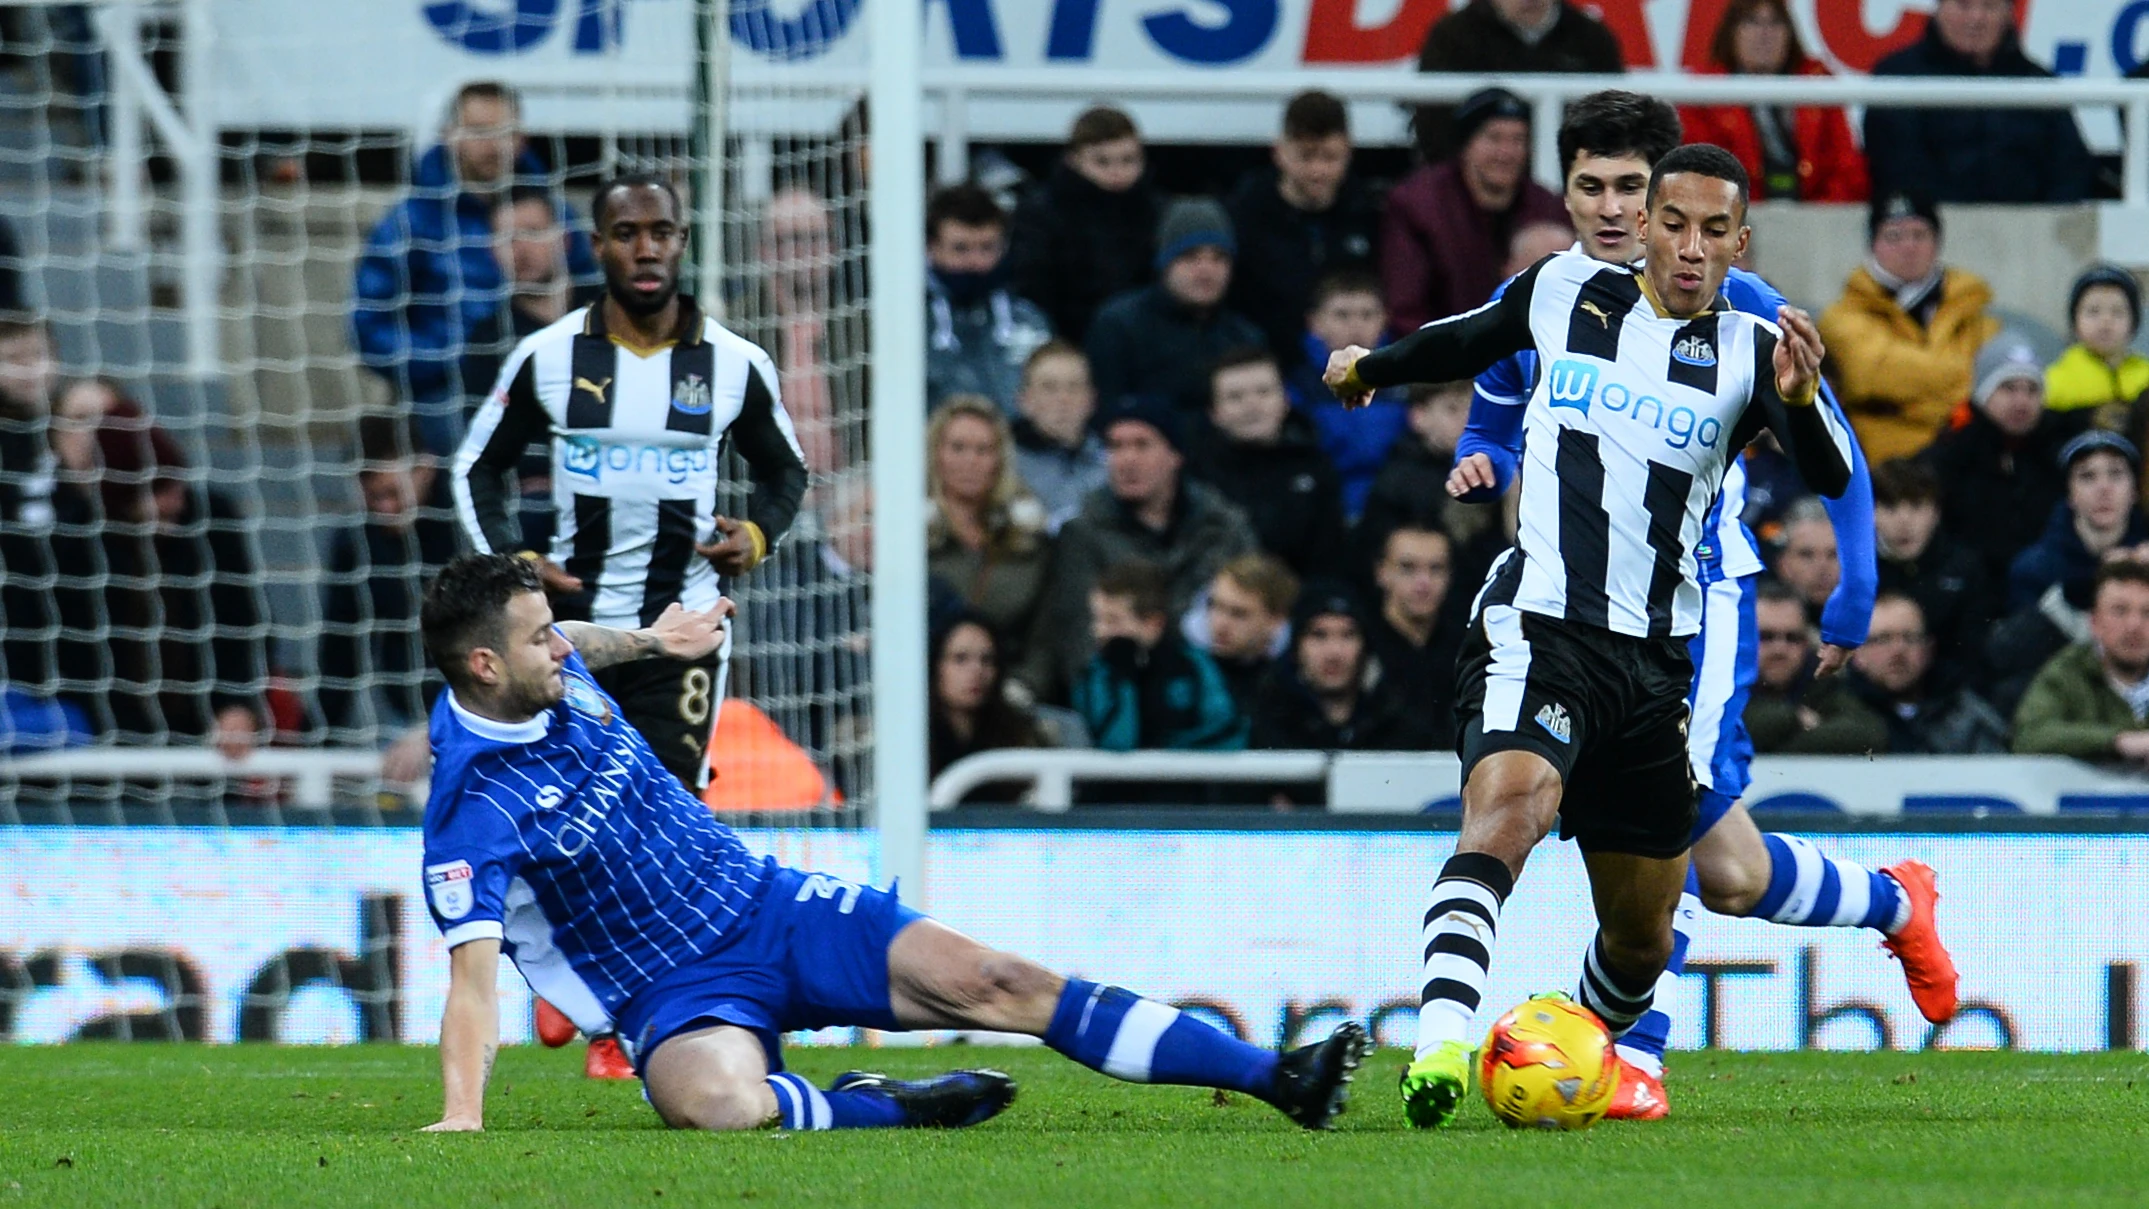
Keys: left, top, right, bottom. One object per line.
{"left": 0, "top": 0, "right": 2142, "bottom": 804}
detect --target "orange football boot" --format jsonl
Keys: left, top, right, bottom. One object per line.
{"left": 1603, "top": 1055, "right": 1669, "bottom": 1121}
{"left": 534, "top": 998, "right": 577, "bottom": 1048}
{"left": 585, "top": 1035, "right": 636, "bottom": 1080}
{"left": 1881, "top": 860, "right": 1959, "bottom": 1024}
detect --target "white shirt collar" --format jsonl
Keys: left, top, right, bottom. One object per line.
{"left": 447, "top": 690, "right": 552, "bottom": 743}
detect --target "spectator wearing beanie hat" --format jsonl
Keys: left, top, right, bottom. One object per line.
{"left": 2006, "top": 430, "right": 2148, "bottom": 612}
{"left": 1918, "top": 331, "right": 2089, "bottom": 587}
{"left": 1820, "top": 190, "right": 1999, "bottom": 464}
{"left": 2047, "top": 265, "right": 2149, "bottom": 427}
{"left": 1379, "top": 86, "right": 1567, "bottom": 333}
{"left": 1016, "top": 393, "right": 1258, "bottom": 705}
{"left": 1085, "top": 197, "right": 1265, "bottom": 416}
{"left": 1248, "top": 579, "right": 1439, "bottom": 755}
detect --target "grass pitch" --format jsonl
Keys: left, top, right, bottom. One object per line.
{"left": 1, "top": 1045, "right": 2145, "bottom": 1207}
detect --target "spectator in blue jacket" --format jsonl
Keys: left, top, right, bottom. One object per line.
{"left": 351, "top": 81, "right": 597, "bottom": 457}
{"left": 1864, "top": 0, "right": 2091, "bottom": 203}
{"left": 1284, "top": 269, "right": 1407, "bottom": 519}
{"left": 2008, "top": 430, "right": 2149, "bottom": 611}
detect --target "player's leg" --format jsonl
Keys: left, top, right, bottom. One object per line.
{"left": 1606, "top": 572, "right": 1750, "bottom": 1112}
{"left": 1574, "top": 847, "right": 1690, "bottom": 1040}
{"left": 1693, "top": 799, "right": 1959, "bottom": 1023}
{"left": 883, "top": 917, "right": 1368, "bottom": 1129}
{"left": 594, "top": 641, "right": 726, "bottom": 790}
{"left": 1405, "top": 603, "right": 1585, "bottom": 1128}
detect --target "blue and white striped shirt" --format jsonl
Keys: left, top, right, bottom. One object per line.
{"left": 421, "top": 646, "right": 774, "bottom": 1034}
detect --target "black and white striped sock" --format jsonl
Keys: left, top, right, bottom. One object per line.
{"left": 1413, "top": 851, "right": 1515, "bottom": 1058}
{"left": 1576, "top": 932, "right": 1659, "bottom": 1039}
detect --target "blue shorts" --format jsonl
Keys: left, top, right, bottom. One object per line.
{"left": 614, "top": 866, "right": 924, "bottom": 1076}
{"left": 1685, "top": 572, "right": 1758, "bottom": 806}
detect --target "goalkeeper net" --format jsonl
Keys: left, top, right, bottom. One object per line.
{"left": 0, "top": 1, "right": 876, "bottom": 831}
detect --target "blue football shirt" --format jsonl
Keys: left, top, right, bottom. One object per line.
{"left": 421, "top": 644, "right": 775, "bottom": 1033}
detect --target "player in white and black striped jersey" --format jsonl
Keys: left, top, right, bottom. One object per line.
{"left": 454, "top": 174, "right": 808, "bottom": 793}
{"left": 1324, "top": 144, "right": 1853, "bottom": 1128}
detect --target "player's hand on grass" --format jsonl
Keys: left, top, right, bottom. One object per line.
{"left": 1447, "top": 453, "right": 1498, "bottom": 499}
{"left": 645, "top": 600, "right": 734, "bottom": 661}
{"left": 1772, "top": 305, "right": 1825, "bottom": 405}
{"left": 1323, "top": 345, "right": 1375, "bottom": 409}
{"left": 697, "top": 516, "right": 765, "bottom": 576}
{"left": 420, "top": 1117, "right": 483, "bottom": 1133}
{"left": 1814, "top": 643, "right": 1852, "bottom": 677}
{"left": 532, "top": 556, "right": 584, "bottom": 596}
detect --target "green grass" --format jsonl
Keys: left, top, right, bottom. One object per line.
{"left": 1, "top": 1046, "right": 2146, "bottom": 1207}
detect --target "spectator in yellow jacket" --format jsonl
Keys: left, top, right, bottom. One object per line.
{"left": 2045, "top": 264, "right": 2149, "bottom": 431}
{"left": 1819, "top": 191, "right": 1999, "bottom": 463}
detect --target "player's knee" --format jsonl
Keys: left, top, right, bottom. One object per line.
{"left": 1696, "top": 857, "right": 1768, "bottom": 917}
{"left": 661, "top": 1081, "right": 770, "bottom": 1132}
{"left": 956, "top": 951, "right": 1056, "bottom": 1014}
{"left": 1599, "top": 922, "right": 1675, "bottom": 979}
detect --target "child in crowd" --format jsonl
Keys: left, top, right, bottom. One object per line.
{"left": 2046, "top": 264, "right": 2148, "bottom": 432}
{"left": 1073, "top": 560, "right": 1245, "bottom": 753}
{"left": 1285, "top": 269, "right": 1407, "bottom": 519}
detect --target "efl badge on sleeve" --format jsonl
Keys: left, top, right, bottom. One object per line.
{"left": 563, "top": 674, "right": 614, "bottom": 724}
{"left": 425, "top": 860, "right": 475, "bottom": 920}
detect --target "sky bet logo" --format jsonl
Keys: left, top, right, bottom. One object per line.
{"left": 1546, "top": 359, "right": 1723, "bottom": 451}
{"left": 560, "top": 436, "right": 712, "bottom": 485}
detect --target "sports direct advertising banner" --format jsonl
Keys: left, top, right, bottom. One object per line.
{"left": 1, "top": 827, "right": 2142, "bottom": 1053}
{"left": 208, "top": 0, "right": 2146, "bottom": 139}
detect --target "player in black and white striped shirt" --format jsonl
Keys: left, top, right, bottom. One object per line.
{"left": 1324, "top": 145, "right": 1851, "bottom": 1128}
{"left": 454, "top": 174, "right": 808, "bottom": 791}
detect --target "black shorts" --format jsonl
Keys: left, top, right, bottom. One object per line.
{"left": 594, "top": 647, "right": 728, "bottom": 789}
{"left": 1454, "top": 605, "right": 1697, "bottom": 859}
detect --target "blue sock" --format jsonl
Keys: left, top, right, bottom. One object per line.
{"left": 1045, "top": 980, "right": 1278, "bottom": 1097}
{"left": 765, "top": 1072, "right": 907, "bottom": 1130}
{"left": 1615, "top": 866, "right": 1699, "bottom": 1074}
{"left": 1751, "top": 834, "right": 1907, "bottom": 932}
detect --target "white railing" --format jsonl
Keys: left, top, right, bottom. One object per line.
{"left": 2, "top": 748, "right": 418, "bottom": 810}
{"left": 902, "top": 69, "right": 2149, "bottom": 206}
{"left": 929, "top": 750, "right": 2149, "bottom": 816}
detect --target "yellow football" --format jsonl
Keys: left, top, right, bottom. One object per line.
{"left": 1478, "top": 996, "right": 1620, "bottom": 1130}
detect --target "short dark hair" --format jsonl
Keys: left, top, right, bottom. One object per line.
{"left": 1557, "top": 90, "right": 1683, "bottom": 180}
{"left": 1281, "top": 90, "right": 1348, "bottom": 141}
{"left": 1647, "top": 143, "right": 1751, "bottom": 215}
{"left": 1871, "top": 589, "right": 1926, "bottom": 628}
{"left": 2094, "top": 558, "right": 2149, "bottom": 605}
{"left": 1756, "top": 577, "right": 1809, "bottom": 613}
{"left": 1094, "top": 559, "right": 1170, "bottom": 619}
{"left": 422, "top": 554, "right": 544, "bottom": 693}
{"left": 496, "top": 183, "right": 560, "bottom": 217}
{"left": 451, "top": 80, "right": 520, "bottom": 122}
{"left": 356, "top": 412, "right": 419, "bottom": 468}
{"left": 1381, "top": 521, "right": 1452, "bottom": 565}
{"left": 1309, "top": 267, "right": 1383, "bottom": 312}
{"left": 1021, "top": 338, "right": 1086, "bottom": 384}
{"left": 1068, "top": 105, "right": 1138, "bottom": 152}
{"left": 926, "top": 183, "right": 1006, "bottom": 242}
{"left": 1871, "top": 457, "right": 1942, "bottom": 508}
{"left": 591, "top": 172, "right": 683, "bottom": 230}
{"left": 1210, "top": 345, "right": 1278, "bottom": 384}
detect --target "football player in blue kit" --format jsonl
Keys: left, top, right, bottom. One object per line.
{"left": 415, "top": 553, "right": 1366, "bottom": 1133}
{"left": 1450, "top": 92, "right": 1959, "bottom": 1119}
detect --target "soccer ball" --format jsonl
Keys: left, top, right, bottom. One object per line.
{"left": 1478, "top": 996, "right": 1619, "bottom": 1130}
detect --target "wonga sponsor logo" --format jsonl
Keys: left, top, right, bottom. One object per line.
{"left": 559, "top": 436, "right": 713, "bottom": 486}
{"left": 1544, "top": 358, "right": 1724, "bottom": 451}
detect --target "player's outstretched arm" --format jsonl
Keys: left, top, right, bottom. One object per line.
{"left": 557, "top": 600, "right": 735, "bottom": 671}
{"left": 425, "top": 937, "right": 501, "bottom": 1133}
{"left": 1326, "top": 260, "right": 1543, "bottom": 408}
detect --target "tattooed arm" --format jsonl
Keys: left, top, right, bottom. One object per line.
{"left": 557, "top": 600, "right": 735, "bottom": 672}
{"left": 424, "top": 937, "right": 501, "bottom": 1132}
